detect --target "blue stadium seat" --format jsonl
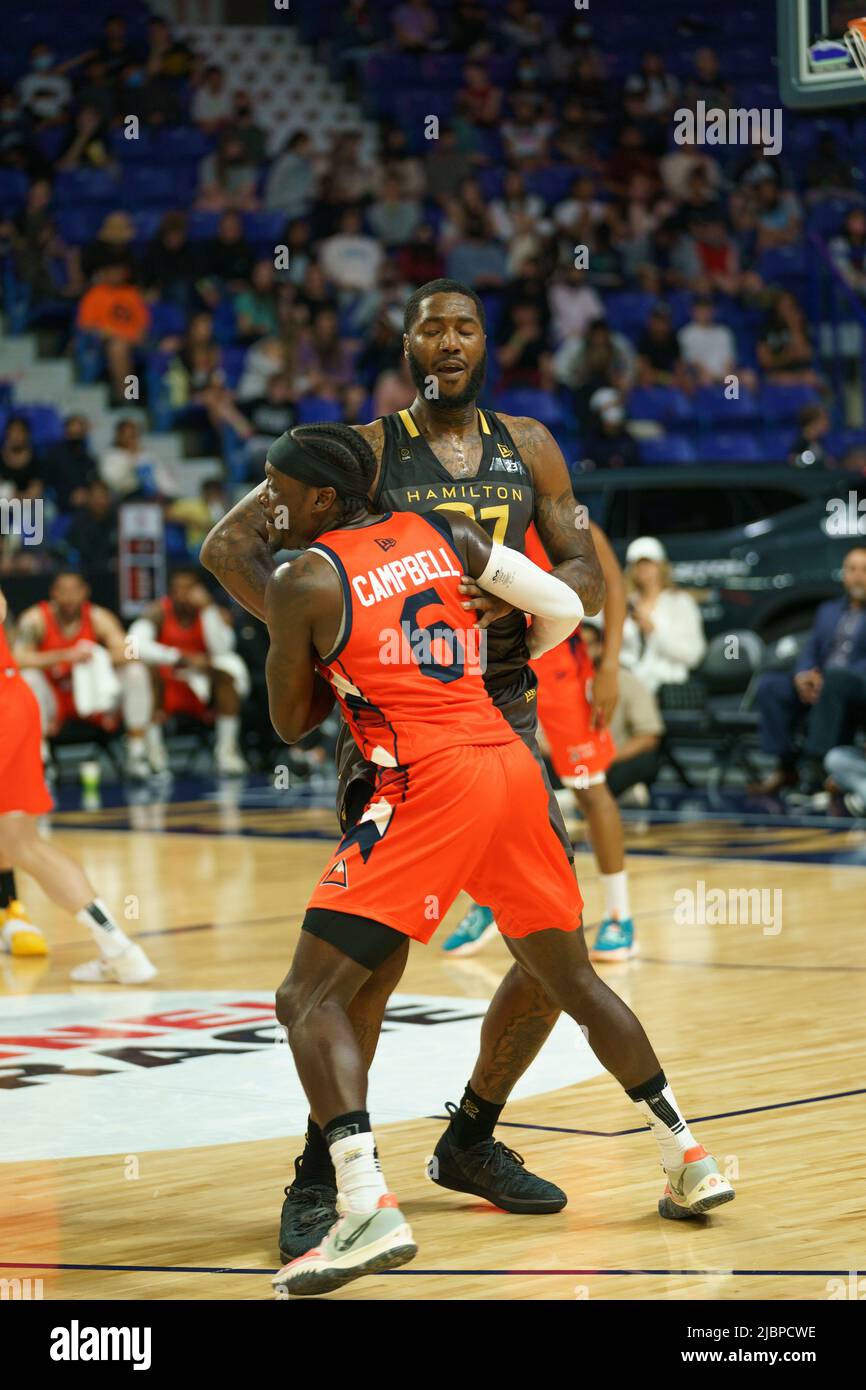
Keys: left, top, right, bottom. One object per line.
{"left": 148, "top": 302, "right": 187, "bottom": 342}
{"left": 759, "top": 383, "right": 821, "bottom": 422}
{"left": 54, "top": 169, "right": 121, "bottom": 205}
{"left": 109, "top": 128, "right": 157, "bottom": 164}
{"left": 827, "top": 428, "right": 866, "bottom": 460}
{"left": 159, "top": 127, "right": 213, "bottom": 162}
{"left": 0, "top": 170, "right": 29, "bottom": 212}
{"left": 527, "top": 168, "right": 586, "bottom": 205}
{"left": 807, "top": 197, "right": 864, "bottom": 239}
{"left": 761, "top": 428, "right": 796, "bottom": 462}
{"left": 756, "top": 243, "right": 810, "bottom": 285}
{"left": 692, "top": 385, "right": 759, "bottom": 425}
{"left": 19, "top": 404, "right": 63, "bottom": 445}
{"left": 627, "top": 386, "right": 694, "bottom": 423}
{"left": 213, "top": 301, "right": 239, "bottom": 347}
{"left": 188, "top": 212, "right": 221, "bottom": 241}
{"left": 638, "top": 436, "right": 696, "bottom": 466}
{"left": 705, "top": 433, "right": 763, "bottom": 463}
{"left": 604, "top": 291, "right": 657, "bottom": 339}
{"left": 220, "top": 346, "right": 247, "bottom": 388}
{"left": 297, "top": 397, "right": 344, "bottom": 424}
{"left": 244, "top": 211, "right": 287, "bottom": 245}
{"left": 492, "top": 389, "right": 563, "bottom": 429}
{"left": 120, "top": 166, "right": 188, "bottom": 209}
{"left": 132, "top": 210, "right": 166, "bottom": 244}
{"left": 55, "top": 205, "right": 114, "bottom": 243}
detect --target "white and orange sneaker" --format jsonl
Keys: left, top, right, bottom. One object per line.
{"left": 659, "top": 1144, "right": 735, "bottom": 1219}
{"left": 0, "top": 901, "right": 49, "bottom": 957}
{"left": 272, "top": 1193, "right": 416, "bottom": 1297}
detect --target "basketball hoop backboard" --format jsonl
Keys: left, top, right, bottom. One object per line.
{"left": 777, "top": 0, "right": 866, "bottom": 106}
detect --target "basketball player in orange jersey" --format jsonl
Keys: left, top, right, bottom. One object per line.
{"left": 14, "top": 570, "right": 153, "bottom": 778}
{"left": 0, "top": 584, "right": 156, "bottom": 982}
{"left": 201, "top": 280, "right": 644, "bottom": 1259}
{"left": 523, "top": 522, "right": 636, "bottom": 962}
{"left": 126, "top": 567, "right": 250, "bottom": 775}
{"left": 257, "top": 425, "right": 733, "bottom": 1297}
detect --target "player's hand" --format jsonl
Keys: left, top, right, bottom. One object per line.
{"left": 64, "top": 642, "right": 94, "bottom": 665}
{"left": 591, "top": 662, "right": 618, "bottom": 728}
{"left": 177, "top": 652, "right": 210, "bottom": 671}
{"left": 458, "top": 576, "right": 514, "bottom": 629}
{"left": 0, "top": 589, "right": 6, "bottom": 624}
{"left": 794, "top": 668, "right": 822, "bottom": 704}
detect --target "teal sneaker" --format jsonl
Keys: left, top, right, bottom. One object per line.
{"left": 442, "top": 903, "right": 498, "bottom": 956}
{"left": 589, "top": 916, "right": 637, "bottom": 962}
{"left": 272, "top": 1194, "right": 416, "bottom": 1296}
{"left": 659, "top": 1145, "right": 736, "bottom": 1219}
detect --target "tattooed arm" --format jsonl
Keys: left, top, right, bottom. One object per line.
{"left": 200, "top": 484, "right": 280, "bottom": 622}
{"left": 507, "top": 416, "right": 605, "bottom": 616}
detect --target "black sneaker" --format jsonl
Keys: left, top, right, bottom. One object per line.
{"left": 278, "top": 1157, "right": 338, "bottom": 1263}
{"left": 430, "top": 1103, "right": 567, "bottom": 1214}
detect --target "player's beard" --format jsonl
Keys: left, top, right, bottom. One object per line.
{"left": 407, "top": 347, "right": 487, "bottom": 411}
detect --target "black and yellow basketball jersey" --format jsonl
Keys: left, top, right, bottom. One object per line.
{"left": 372, "top": 407, "right": 535, "bottom": 699}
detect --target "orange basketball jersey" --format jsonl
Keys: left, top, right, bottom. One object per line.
{"left": 0, "top": 621, "right": 17, "bottom": 673}
{"left": 310, "top": 511, "right": 516, "bottom": 768}
{"left": 38, "top": 599, "right": 96, "bottom": 688}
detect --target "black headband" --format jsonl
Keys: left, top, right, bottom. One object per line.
{"left": 266, "top": 431, "right": 370, "bottom": 499}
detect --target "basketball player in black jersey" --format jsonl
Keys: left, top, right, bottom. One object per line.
{"left": 203, "top": 280, "right": 633, "bottom": 1261}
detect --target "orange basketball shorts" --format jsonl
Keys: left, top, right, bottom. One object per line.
{"left": 530, "top": 638, "right": 615, "bottom": 788}
{"left": 0, "top": 675, "right": 54, "bottom": 815}
{"left": 306, "top": 737, "right": 583, "bottom": 948}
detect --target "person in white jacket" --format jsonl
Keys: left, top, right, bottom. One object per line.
{"left": 620, "top": 536, "right": 706, "bottom": 692}
{"left": 127, "top": 569, "right": 250, "bottom": 775}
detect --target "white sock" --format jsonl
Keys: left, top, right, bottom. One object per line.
{"left": 630, "top": 1075, "right": 699, "bottom": 1170}
{"left": 602, "top": 870, "right": 630, "bottom": 921}
{"left": 215, "top": 715, "right": 240, "bottom": 752}
{"left": 329, "top": 1131, "right": 388, "bottom": 1214}
{"left": 75, "top": 900, "right": 132, "bottom": 960}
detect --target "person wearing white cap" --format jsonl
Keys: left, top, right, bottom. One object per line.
{"left": 621, "top": 537, "right": 706, "bottom": 692}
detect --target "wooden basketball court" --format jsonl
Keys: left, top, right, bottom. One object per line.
{"left": 1, "top": 794, "right": 863, "bottom": 1302}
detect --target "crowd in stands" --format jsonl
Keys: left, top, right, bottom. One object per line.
{"left": 1, "top": 3, "right": 866, "bottom": 790}
{"left": 2, "top": 7, "right": 866, "bottom": 577}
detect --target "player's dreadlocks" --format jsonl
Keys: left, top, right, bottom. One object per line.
{"left": 288, "top": 423, "right": 377, "bottom": 520}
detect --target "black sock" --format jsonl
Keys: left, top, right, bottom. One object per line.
{"left": 295, "top": 1118, "right": 336, "bottom": 1188}
{"left": 0, "top": 870, "right": 16, "bottom": 910}
{"left": 323, "top": 1110, "right": 371, "bottom": 1144}
{"left": 448, "top": 1083, "right": 503, "bottom": 1148}
{"left": 625, "top": 1069, "right": 667, "bottom": 1103}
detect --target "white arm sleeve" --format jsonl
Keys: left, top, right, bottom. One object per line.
{"left": 201, "top": 603, "right": 236, "bottom": 657}
{"left": 127, "top": 618, "right": 182, "bottom": 667}
{"left": 477, "top": 543, "right": 584, "bottom": 659}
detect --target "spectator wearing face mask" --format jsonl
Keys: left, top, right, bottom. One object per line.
{"left": 42, "top": 415, "right": 98, "bottom": 512}
{"left": 581, "top": 389, "right": 640, "bottom": 470}
{"left": 17, "top": 43, "right": 71, "bottom": 123}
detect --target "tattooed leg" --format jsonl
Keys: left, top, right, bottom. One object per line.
{"left": 346, "top": 937, "right": 410, "bottom": 1069}
{"left": 469, "top": 961, "right": 560, "bottom": 1105}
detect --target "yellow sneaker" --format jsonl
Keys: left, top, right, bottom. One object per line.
{"left": 1, "top": 902, "right": 49, "bottom": 957}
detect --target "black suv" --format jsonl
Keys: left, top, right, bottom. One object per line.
{"left": 576, "top": 466, "right": 866, "bottom": 640}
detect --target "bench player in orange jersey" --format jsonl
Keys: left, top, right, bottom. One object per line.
{"left": 259, "top": 425, "right": 734, "bottom": 1298}
{"left": 0, "top": 584, "right": 156, "bottom": 982}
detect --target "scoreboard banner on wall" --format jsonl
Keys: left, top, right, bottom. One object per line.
{"left": 118, "top": 502, "right": 166, "bottom": 618}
